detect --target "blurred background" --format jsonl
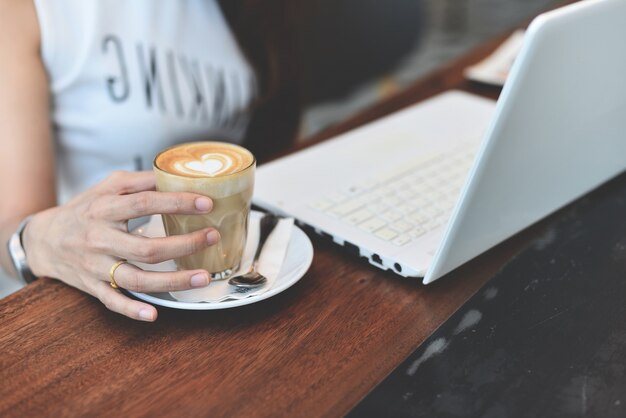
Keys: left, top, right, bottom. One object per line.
{"left": 298, "top": 0, "right": 563, "bottom": 139}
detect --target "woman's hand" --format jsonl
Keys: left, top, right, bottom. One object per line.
{"left": 22, "top": 171, "right": 220, "bottom": 322}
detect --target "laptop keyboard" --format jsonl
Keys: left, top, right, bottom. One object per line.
{"left": 308, "top": 146, "right": 476, "bottom": 247}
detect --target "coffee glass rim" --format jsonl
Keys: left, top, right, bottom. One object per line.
{"left": 153, "top": 141, "right": 256, "bottom": 179}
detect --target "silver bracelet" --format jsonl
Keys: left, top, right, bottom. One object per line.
{"left": 7, "top": 215, "right": 38, "bottom": 284}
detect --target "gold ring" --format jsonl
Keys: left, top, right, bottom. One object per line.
{"left": 109, "top": 259, "right": 127, "bottom": 289}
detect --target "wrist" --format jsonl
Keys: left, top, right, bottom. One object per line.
{"left": 7, "top": 215, "right": 38, "bottom": 283}
{"left": 21, "top": 211, "right": 49, "bottom": 279}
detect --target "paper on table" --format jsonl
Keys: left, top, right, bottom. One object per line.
{"left": 464, "top": 30, "right": 525, "bottom": 86}
{"left": 132, "top": 213, "right": 294, "bottom": 303}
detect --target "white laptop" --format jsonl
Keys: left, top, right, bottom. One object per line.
{"left": 253, "top": 0, "right": 626, "bottom": 284}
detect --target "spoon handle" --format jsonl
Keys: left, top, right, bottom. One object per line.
{"left": 252, "top": 214, "right": 279, "bottom": 267}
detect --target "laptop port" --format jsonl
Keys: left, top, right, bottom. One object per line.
{"left": 343, "top": 241, "right": 361, "bottom": 257}
{"left": 371, "top": 253, "right": 383, "bottom": 265}
{"left": 319, "top": 230, "right": 333, "bottom": 240}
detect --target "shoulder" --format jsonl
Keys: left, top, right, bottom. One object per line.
{"left": 0, "top": 0, "right": 40, "bottom": 56}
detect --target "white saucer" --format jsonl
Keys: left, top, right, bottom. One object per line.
{"left": 126, "top": 212, "right": 314, "bottom": 310}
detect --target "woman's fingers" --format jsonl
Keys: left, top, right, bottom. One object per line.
{"left": 92, "top": 257, "right": 212, "bottom": 320}
{"left": 101, "top": 191, "right": 213, "bottom": 220}
{"left": 111, "top": 262, "right": 210, "bottom": 292}
{"left": 94, "top": 281, "right": 158, "bottom": 322}
{"left": 108, "top": 227, "right": 221, "bottom": 264}
{"left": 73, "top": 170, "right": 223, "bottom": 322}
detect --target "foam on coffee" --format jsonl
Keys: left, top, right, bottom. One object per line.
{"left": 155, "top": 142, "right": 254, "bottom": 178}
{"left": 154, "top": 142, "right": 255, "bottom": 199}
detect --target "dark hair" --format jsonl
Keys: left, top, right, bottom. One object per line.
{"left": 218, "top": 0, "right": 301, "bottom": 162}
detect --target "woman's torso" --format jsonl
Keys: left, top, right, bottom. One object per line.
{"left": 34, "top": 0, "right": 256, "bottom": 203}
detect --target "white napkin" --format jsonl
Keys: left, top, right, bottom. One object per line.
{"left": 464, "top": 30, "right": 525, "bottom": 86}
{"left": 133, "top": 214, "right": 294, "bottom": 303}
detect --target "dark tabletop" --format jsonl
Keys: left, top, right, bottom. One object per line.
{"left": 350, "top": 170, "right": 626, "bottom": 418}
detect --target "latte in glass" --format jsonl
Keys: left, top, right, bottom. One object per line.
{"left": 154, "top": 142, "right": 255, "bottom": 280}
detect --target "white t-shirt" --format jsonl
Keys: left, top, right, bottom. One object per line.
{"left": 34, "top": 0, "right": 257, "bottom": 203}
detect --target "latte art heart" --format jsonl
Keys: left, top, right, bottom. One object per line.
{"left": 156, "top": 142, "right": 254, "bottom": 178}
{"left": 178, "top": 153, "right": 234, "bottom": 177}
{"left": 184, "top": 160, "right": 222, "bottom": 175}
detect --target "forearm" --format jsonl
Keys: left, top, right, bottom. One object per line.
{"left": 0, "top": 0, "right": 57, "bottom": 279}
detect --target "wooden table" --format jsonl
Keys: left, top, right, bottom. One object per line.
{"left": 0, "top": 18, "right": 564, "bottom": 418}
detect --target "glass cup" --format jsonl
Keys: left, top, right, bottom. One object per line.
{"left": 153, "top": 141, "right": 256, "bottom": 280}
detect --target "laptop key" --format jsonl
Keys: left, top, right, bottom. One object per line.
{"left": 392, "top": 234, "right": 411, "bottom": 246}
{"left": 344, "top": 209, "right": 374, "bottom": 226}
{"left": 396, "top": 203, "right": 416, "bottom": 214}
{"left": 408, "top": 211, "right": 429, "bottom": 225}
{"left": 329, "top": 200, "right": 365, "bottom": 217}
{"left": 423, "top": 206, "right": 443, "bottom": 218}
{"left": 380, "top": 210, "right": 403, "bottom": 222}
{"left": 397, "top": 188, "right": 417, "bottom": 200}
{"left": 390, "top": 220, "right": 413, "bottom": 233}
{"left": 409, "top": 227, "right": 426, "bottom": 238}
{"left": 367, "top": 201, "right": 389, "bottom": 214}
{"left": 358, "top": 217, "right": 386, "bottom": 233}
{"left": 375, "top": 228, "right": 398, "bottom": 241}
{"left": 383, "top": 195, "right": 402, "bottom": 207}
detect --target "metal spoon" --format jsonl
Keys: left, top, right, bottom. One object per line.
{"left": 228, "top": 213, "right": 279, "bottom": 288}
